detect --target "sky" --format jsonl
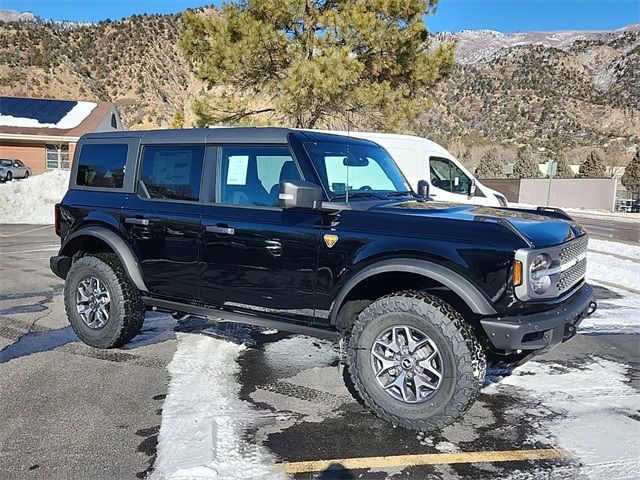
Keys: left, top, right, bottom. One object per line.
{"left": 1, "top": 0, "right": 638, "bottom": 32}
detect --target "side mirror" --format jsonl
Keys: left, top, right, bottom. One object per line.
{"left": 468, "top": 178, "right": 477, "bottom": 196}
{"left": 278, "top": 180, "right": 323, "bottom": 210}
{"left": 417, "top": 180, "right": 430, "bottom": 199}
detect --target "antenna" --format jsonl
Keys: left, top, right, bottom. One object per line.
{"left": 345, "top": 108, "right": 350, "bottom": 203}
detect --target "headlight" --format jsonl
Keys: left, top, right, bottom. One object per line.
{"left": 530, "top": 253, "right": 552, "bottom": 294}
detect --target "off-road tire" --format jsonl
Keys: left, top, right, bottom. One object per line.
{"left": 64, "top": 253, "right": 144, "bottom": 348}
{"left": 347, "top": 291, "right": 486, "bottom": 431}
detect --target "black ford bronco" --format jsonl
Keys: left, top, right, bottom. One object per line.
{"left": 50, "top": 128, "right": 596, "bottom": 431}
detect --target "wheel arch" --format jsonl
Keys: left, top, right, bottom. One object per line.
{"left": 60, "top": 226, "right": 148, "bottom": 292}
{"left": 330, "top": 259, "right": 496, "bottom": 327}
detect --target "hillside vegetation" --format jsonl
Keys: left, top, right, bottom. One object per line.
{"left": 0, "top": 11, "right": 637, "bottom": 166}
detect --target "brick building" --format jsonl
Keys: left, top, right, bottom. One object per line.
{"left": 0, "top": 96, "right": 123, "bottom": 174}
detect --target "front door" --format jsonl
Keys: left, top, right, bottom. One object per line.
{"left": 122, "top": 144, "right": 206, "bottom": 300}
{"left": 199, "top": 144, "right": 321, "bottom": 323}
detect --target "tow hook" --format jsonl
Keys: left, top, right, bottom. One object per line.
{"left": 587, "top": 301, "right": 597, "bottom": 316}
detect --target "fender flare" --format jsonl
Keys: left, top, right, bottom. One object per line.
{"left": 61, "top": 226, "right": 148, "bottom": 292}
{"left": 330, "top": 258, "right": 497, "bottom": 324}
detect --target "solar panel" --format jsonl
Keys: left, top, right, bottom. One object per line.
{"left": 0, "top": 97, "right": 77, "bottom": 124}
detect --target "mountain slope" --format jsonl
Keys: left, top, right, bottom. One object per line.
{"left": 0, "top": 11, "right": 637, "bottom": 161}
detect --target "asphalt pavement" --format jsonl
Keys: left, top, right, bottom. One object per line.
{"left": 0, "top": 222, "right": 638, "bottom": 480}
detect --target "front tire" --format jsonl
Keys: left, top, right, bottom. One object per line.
{"left": 64, "top": 253, "right": 144, "bottom": 348}
{"left": 347, "top": 291, "right": 486, "bottom": 431}
{"left": 6, "top": 172, "right": 12, "bottom": 182}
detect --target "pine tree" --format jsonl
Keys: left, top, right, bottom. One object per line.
{"left": 474, "top": 148, "right": 505, "bottom": 179}
{"left": 554, "top": 152, "right": 574, "bottom": 178}
{"left": 513, "top": 146, "right": 541, "bottom": 178}
{"left": 179, "top": 0, "right": 454, "bottom": 129}
{"left": 579, "top": 150, "right": 606, "bottom": 178}
{"left": 621, "top": 148, "right": 640, "bottom": 193}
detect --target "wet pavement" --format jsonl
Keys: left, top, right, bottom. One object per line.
{"left": 1, "top": 224, "right": 638, "bottom": 479}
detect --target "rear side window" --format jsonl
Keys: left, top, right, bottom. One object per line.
{"left": 139, "top": 145, "right": 204, "bottom": 202}
{"left": 76, "top": 143, "right": 128, "bottom": 188}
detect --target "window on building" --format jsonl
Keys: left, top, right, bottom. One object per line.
{"left": 76, "top": 143, "right": 128, "bottom": 188}
{"left": 45, "top": 144, "right": 70, "bottom": 170}
{"left": 139, "top": 145, "right": 204, "bottom": 202}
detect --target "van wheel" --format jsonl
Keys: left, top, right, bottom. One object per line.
{"left": 347, "top": 291, "right": 486, "bottom": 431}
{"left": 64, "top": 253, "right": 144, "bottom": 348}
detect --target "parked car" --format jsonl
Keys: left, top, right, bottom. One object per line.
{"left": 0, "top": 158, "right": 31, "bottom": 182}
{"left": 319, "top": 130, "right": 509, "bottom": 207}
{"left": 50, "top": 128, "right": 596, "bottom": 431}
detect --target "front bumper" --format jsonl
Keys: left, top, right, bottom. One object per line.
{"left": 480, "top": 283, "right": 596, "bottom": 354}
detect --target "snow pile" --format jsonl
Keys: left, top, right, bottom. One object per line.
{"left": 485, "top": 357, "right": 640, "bottom": 478}
{"left": 588, "top": 238, "right": 640, "bottom": 259}
{"left": 0, "top": 101, "right": 97, "bottom": 129}
{"left": 150, "top": 333, "right": 283, "bottom": 480}
{"left": 0, "top": 170, "right": 69, "bottom": 224}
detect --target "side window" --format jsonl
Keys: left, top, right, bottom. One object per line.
{"left": 139, "top": 145, "right": 204, "bottom": 202}
{"left": 76, "top": 143, "right": 128, "bottom": 188}
{"left": 429, "top": 157, "right": 470, "bottom": 194}
{"left": 217, "top": 145, "right": 300, "bottom": 207}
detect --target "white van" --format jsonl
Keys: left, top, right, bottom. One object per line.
{"left": 322, "top": 131, "right": 508, "bottom": 207}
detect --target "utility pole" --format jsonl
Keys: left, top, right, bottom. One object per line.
{"left": 546, "top": 159, "right": 557, "bottom": 207}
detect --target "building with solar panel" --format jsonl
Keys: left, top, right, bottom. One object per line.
{"left": 0, "top": 96, "right": 123, "bottom": 174}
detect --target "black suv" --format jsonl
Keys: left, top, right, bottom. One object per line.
{"left": 50, "top": 128, "right": 596, "bottom": 431}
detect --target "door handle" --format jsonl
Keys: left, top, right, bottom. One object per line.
{"left": 125, "top": 217, "right": 150, "bottom": 226}
{"left": 206, "top": 225, "right": 235, "bottom": 235}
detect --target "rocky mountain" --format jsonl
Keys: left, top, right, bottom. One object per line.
{"left": 0, "top": 10, "right": 637, "bottom": 166}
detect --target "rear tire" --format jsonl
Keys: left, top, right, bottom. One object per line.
{"left": 347, "top": 291, "right": 486, "bottom": 431}
{"left": 64, "top": 253, "right": 144, "bottom": 348}
{"left": 24, "top": 171, "right": 30, "bottom": 179}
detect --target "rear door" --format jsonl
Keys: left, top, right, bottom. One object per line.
{"left": 199, "top": 144, "right": 321, "bottom": 323}
{"left": 122, "top": 144, "right": 207, "bottom": 301}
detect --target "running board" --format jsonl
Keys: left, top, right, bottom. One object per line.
{"left": 141, "top": 297, "right": 339, "bottom": 340}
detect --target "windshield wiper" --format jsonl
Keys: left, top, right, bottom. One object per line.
{"left": 386, "top": 191, "right": 415, "bottom": 198}
{"left": 331, "top": 191, "right": 382, "bottom": 200}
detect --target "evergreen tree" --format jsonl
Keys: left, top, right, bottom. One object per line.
{"left": 179, "top": 0, "right": 454, "bottom": 129}
{"left": 474, "top": 148, "right": 505, "bottom": 179}
{"left": 579, "top": 150, "right": 606, "bottom": 178}
{"left": 621, "top": 148, "right": 640, "bottom": 193}
{"left": 513, "top": 146, "right": 541, "bottom": 178}
{"left": 554, "top": 151, "right": 574, "bottom": 178}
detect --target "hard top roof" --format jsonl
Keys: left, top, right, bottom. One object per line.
{"left": 80, "top": 127, "right": 379, "bottom": 146}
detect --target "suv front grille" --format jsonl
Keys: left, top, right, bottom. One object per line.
{"left": 558, "top": 257, "right": 587, "bottom": 292}
{"left": 559, "top": 236, "right": 588, "bottom": 264}
{"left": 557, "top": 236, "right": 588, "bottom": 292}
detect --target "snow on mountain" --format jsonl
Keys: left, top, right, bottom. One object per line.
{"left": 432, "top": 24, "right": 640, "bottom": 65}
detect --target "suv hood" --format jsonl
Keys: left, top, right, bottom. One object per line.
{"left": 374, "top": 200, "right": 585, "bottom": 248}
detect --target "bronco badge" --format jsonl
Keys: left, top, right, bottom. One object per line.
{"left": 323, "top": 234, "right": 338, "bottom": 248}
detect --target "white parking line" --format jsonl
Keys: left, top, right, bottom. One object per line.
{"left": 0, "top": 225, "right": 52, "bottom": 238}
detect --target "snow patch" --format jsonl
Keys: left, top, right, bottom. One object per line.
{"left": 484, "top": 358, "right": 640, "bottom": 477}
{"left": 0, "top": 170, "right": 69, "bottom": 224}
{"left": 589, "top": 238, "right": 640, "bottom": 260}
{"left": 150, "top": 334, "right": 283, "bottom": 480}
{"left": 0, "top": 101, "right": 97, "bottom": 129}
{"left": 587, "top": 251, "right": 640, "bottom": 291}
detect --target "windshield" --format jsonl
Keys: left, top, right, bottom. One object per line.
{"left": 304, "top": 142, "right": 411, "bottom": 200}
{"left": 0, "top": 160, "right": 12, "bottom": 167}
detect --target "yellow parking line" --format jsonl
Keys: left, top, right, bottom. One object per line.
{"left": 281, "top": 448, "right": 564, "bottom": 474}
{"left": 0, "top": 225, "right": 52, "bottom": 238}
